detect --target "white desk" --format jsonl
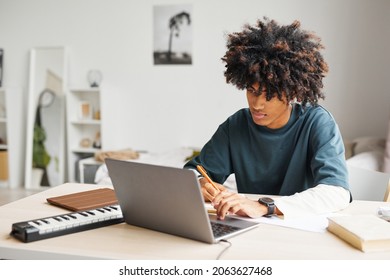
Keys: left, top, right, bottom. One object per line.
{"left": 1, "top": 183, "right": 390, "bottom": 260}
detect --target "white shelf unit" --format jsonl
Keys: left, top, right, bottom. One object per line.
{"left": 0, "top": 87, "right": 24, "bottom": 188}
{"left": 66, "top": 88, "right": 102, "bottom": 182}
{"left": 0, "top": 88, "right": 8, "bottom": 187}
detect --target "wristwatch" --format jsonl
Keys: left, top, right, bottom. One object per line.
{"left": 258, "top": 197, "right": 275, "bottom": 216}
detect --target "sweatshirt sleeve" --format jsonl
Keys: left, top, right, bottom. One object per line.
{"left": 275, "top": 184, "right": 350, "bottom": 219}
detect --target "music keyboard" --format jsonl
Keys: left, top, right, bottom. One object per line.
{"left": 10, "top": 205, "right": 124, "bottom": 243}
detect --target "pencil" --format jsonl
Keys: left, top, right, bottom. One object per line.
{"left": 196, "top": 165, "right": 220, "bottom": 192}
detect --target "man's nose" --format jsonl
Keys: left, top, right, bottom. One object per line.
{"left": 252, "top": 94, "right": 266, "bottom": 110}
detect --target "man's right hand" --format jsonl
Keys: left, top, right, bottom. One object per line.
{"left": 199, "top": 177, "right": 226, "bottom": 202}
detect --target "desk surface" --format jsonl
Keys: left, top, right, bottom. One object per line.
{"left": 1, "top": 183, "right": 390, "bottom": 260}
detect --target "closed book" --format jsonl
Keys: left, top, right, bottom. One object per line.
{"left": 47, "top": 188, "right": 118, "bottom": 211}
{"left": 327, "top": 215, "right": 390, "bottom": 252}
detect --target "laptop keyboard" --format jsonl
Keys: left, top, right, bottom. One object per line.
{"left": 211, "top": 222, "right": 241, "bottom": 238}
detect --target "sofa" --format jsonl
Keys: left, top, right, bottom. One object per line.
{"left": 345, "top": 118, "right": 390, "bottom": 174}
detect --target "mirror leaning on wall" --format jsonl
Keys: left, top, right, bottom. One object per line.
{"left": 24, "top": 47, "right": 67, "bottom": 189}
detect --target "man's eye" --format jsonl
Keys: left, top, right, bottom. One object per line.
{"left": 247, "top": 88, "right": 256, "bottom": 94}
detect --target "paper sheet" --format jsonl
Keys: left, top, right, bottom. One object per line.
{"left": 205, "top": 203, "right": 336, "bottom": 233}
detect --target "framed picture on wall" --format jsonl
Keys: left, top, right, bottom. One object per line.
{"left": 153, "top": 4, "right": 193, "bottom": 65}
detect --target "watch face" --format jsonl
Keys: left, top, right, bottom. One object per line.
{"left": 259, "top": 197, "right": 275, "bottom": 216}
{"left": 260, "top": 197, "right": 274, "bottom": 203}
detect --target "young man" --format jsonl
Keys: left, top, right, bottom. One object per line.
{"left": 184, "top": 18, "right": 351, "bottom": 220}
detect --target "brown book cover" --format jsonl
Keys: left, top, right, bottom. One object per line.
{"left": 47, "top": 188, "right": 118, "bottom": 211}
{"left": 327, "top": 215, "right": 390, "bottom": 252}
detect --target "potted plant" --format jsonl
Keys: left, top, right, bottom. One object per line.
{"left": 32, "top": 89, "right": 54, "bottom": 186}
{"left": 33, "top": 122, "right": 50, "bottom": 163}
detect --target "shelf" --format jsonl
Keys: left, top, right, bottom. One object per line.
{"left": 0, "top": 89, "right": 8, "bottom": 186}
{"left": 71, "top": 120, "right": 101, "bottom": 125}
{"left": 66, "top": 87, "right": 102, "bottom": 182}
{"left": 0, "top": 87, "right": 24, "bottom": 188}
{"left": 72, "top": 147, "right": 101, "bottom": 154}
{"left": 70, "top": 88, "right": 100, "bottom": 94}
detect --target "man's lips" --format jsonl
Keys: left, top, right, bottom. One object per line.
{"left": 251, "top": 110, "right": 267, "bottom": 119}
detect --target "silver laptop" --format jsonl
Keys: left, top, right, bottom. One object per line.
{"left": 105, "top": 158, "right": 259, "bottom": 243}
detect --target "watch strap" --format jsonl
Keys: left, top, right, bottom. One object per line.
{"left": 258, "top": 197, "right": 275, "bottom": 216}
{"left": 267, "top": 204, "right": 275, "bottom": 216}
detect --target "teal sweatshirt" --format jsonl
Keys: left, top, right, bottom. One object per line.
{"left": 184, "top": 104, "right": 349, "bottom": 195}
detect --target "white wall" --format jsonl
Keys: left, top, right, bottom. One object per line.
{"left": 0, "top": 0, "right": 389, "bottom": 168}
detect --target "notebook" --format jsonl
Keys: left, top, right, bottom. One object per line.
{"left": 47, "top": 188, "right": 118, "bottom": 211}
{"left": 105, "top": 158, "right": 259, "bottom": 243}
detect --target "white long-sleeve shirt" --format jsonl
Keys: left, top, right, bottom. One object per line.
{"left": 275, "top": 184, "right": 350, "bottom": 219}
